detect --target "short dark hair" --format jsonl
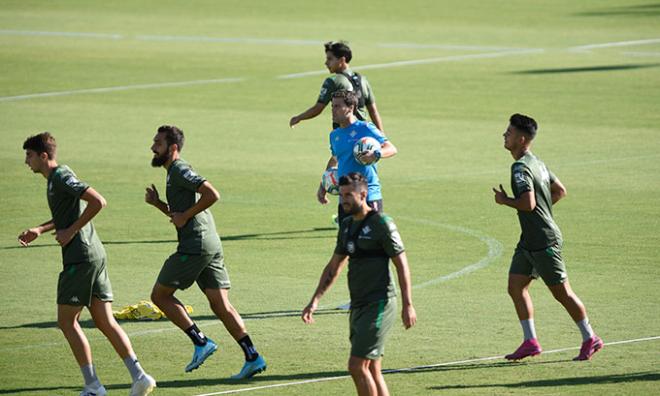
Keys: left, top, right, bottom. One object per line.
{"left": 332, "top": 90, "right": 358, "bottom": 109}
{"left": 324, "top": 41, "right": 352, "bottom": 63}
{"left": 23, "top": 132, "right": 57, "bottom": 159}
{"left": 510, "top": 113, "right": 538, "bottom": 139}
{"left": 338, "top": 172, "right": 368, "bottom": 192}
{"left": 157, "top": 125, "right": 185, "bottom": 151}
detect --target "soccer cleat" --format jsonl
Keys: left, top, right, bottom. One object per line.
{"left": 573, "top": 335, "right": 603, "bottom": 361}
{"left": 185, "top": 339, "right": 218, "bottom": 372}
{"left": 129, "top": 373, "right": 157, "bottom": 396}
{"left": 79, "top": 383, "right": 107, "bottom": 396}
{"left": 230, "top": 355, "right": 267, "bottom": 379}
{"left": 505, "top": 338, "right": 542, "bottom": 360}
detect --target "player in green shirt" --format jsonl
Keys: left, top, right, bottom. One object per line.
{"left": 289, "top": 41, "right": 384, "bottom": 131}
{"left": 492, "top": 114, "right": 603, "bottom": 361}
{"left": 19, "top": 132, "right": 156, "bottom": 396}
{"left": 302, "top": 172, "right": 416, "bottom": 396}
{"left": 145, "top": 125, "right": 266, "bottom": 379}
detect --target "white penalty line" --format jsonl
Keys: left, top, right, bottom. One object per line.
{"left": 0, "top": 77, "right": 245, "bottom": 102}
{"left": 193, "top": 336, "right": 660, "bottom": 396}
{"left": 277, "top": 48, "right": 544, "bottom": 79}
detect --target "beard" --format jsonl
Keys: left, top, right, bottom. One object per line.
{"left": 151, "top": 151, "right": 169, "bottom": 167}
{"left": 341, "top": 201, "right": 360, "bottom": 216}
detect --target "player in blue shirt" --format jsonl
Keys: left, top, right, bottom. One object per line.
{"left": 317, "top": 90, "right": 397, "bottom": 223}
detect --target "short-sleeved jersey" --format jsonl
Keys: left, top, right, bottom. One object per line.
{"left": 511, "top": 152, "right": 563, "bottom": 250}
{"left": 166, "top": 159, "right": 222, "bottom": 255}
{"left": 334, "top": 211, "right": 405, "bottom": 307}
{"left": 317, "top": 68, "right": 375, "bottom": 121}
{"left": 330, "top": 120, "right": 389, "bottom": 201}
{"left": 47, "top": 165, "right": 105, "bottom": 264}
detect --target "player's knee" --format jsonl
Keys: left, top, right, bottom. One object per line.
{"left": 348, "top": 358, "right": 368, "bottom": 376}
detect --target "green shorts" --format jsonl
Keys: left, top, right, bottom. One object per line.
{"left": 349, "top": 297, "right": 396, "bottom": 360}
{"left": 57, "top": 258, "right": 113, "bottom": 306}
{"left": 157, "top": 251, "right": 231, "bottom": 291}
{"left": 509, "top": 243, "right": 567, "bottom": 286}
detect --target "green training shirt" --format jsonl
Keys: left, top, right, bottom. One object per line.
{"left": 47, "top": 165, "right": 105, "bottom": 264}
{"left": 335, "top": 211, "right": 405, "bottom": 307}
{"left": 317, "top": 68, "right": 375, "bottom": 121}
{"left": 511, "top": 152, "right": 563, "bottom": 250}
{"left": 166, "top": 159, "right": 222, "bottom": 255}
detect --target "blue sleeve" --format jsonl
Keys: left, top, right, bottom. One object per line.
{"left": 366, "top": 123, "right": 388, "bottom": 145}
{"left": 329, "top": 132, "right": 337, "bottom": 156}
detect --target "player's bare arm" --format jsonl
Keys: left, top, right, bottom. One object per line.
{"left": 360, "top": 140, "right": 397, "bottom": 164}
{"left": 145, "top": 184, "right": 170, "bottom": 215}
{"left": 18, "top": 219, "right": 55, "bottom": 246}
{"left": 170, "top": 181, "right": 220, "bottom": 228}
{"left": 366, "top": 102, "right": 384, "bottom": 132}
{"left": 302, "top": 253, "right": 348, "bottom": 324}
{"left": 55, "top": 187, "right": 106, "bottom": 247}
{"left": 290, "top": 102, "right": 327, "bottom": 128}
{"left": 391, "top": 252, "right": 417, "bottom": 329}
{"left": 492, "top": 184, "right": 536, "bottom": 212}
{"left": 550, "top": 178, "right": 567, "bottom": 204}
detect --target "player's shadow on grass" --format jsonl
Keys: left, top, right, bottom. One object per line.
{"left": 0, "top": 227, "right": 336, "bottom": 250}
{"left": 513, "top": 64, "right": 660, "bottom": 75}
{"left": 428, "top": 371, "right": 660, "bottom": 390}
{"left": 0, "top": 308, "right": 347, "bottom": 330}
{"left": 575, "top": 3, "right": 660, "bottom": 17}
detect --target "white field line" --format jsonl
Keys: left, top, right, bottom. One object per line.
{"left": 623, "top": 51, "right": 660, "bottom": 57}
{"left": 377, "top": 43, "right": 526, "bottom": 51}
{"left": 193, "top": 336, "right": 660, "bottom": 396}
{"left": 0, "top": 29, "right": 123, "bottom": 39}
{"left": 136, "top": 35, "right": 322, "bottom": 46}
{"left": 568, "top": 38, "right": 660, "bottom": 52}
{"left": 0, "top": 77, "right": 245, "bottom": 103}
{"left": 277, "top": 48, "right": 544, "bottom": 79}
{"left": 327, "top": 219, "right": 502, "bottom": 309}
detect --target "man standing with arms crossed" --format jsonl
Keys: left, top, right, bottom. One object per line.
{"left": 290, "top": 41, "right": 384, "bottom": 131}
{"left": 303, "top": 172, "right": 416, "bottom": 396}
{"left": 145, "top": 125, "right": 266, "bottom": 378}
{"left": 19, "top": 132, "right": 156, "bottom": 396}
{"left": 493, "top": 113, "right": 603, "bottom": 361}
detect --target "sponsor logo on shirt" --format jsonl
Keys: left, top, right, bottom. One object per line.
{"left": 347, "top": 241, "right": 356, "bottom": 254}
{"left": 182, "top": 168, "right": 198, "bottom": 181}
{"left": 64, "top": 176, "right": 80, "bottom": 188}
{"left": 320, "top": 87, "right": 328, "bottom": 97}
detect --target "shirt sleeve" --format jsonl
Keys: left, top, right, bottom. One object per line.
{"left": 329, "top": 132, "right": 337, "bottom": 156}
{"left": 317, "top": 77, "right": 335, "bottom": 104}
{"left": 512, "top": 164, "right": 533, "bottom": 196}
{"left": 378, "top": 215, "right": 405, "bottom": 257}
{"left": 55, "top": 169, "right": 89, "bottom": 198}
{"left": 172, "top": 164, "right": 207, "bottom": 192}
{"left": 362, "top": 76, "right": 375, "bottom": 105}
{"left": 334, "top": 225, "right": 348, "bottom": 255}
{"left": 548, "top": 168, "right": 557, "bottom": 184}
{"left": 366, "top": 123, "right": 388, "bottom": 145}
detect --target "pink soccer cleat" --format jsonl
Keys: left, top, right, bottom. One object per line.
{"left": 505, "top": 338, "right": 542, "bottom": 360}
{"left": 573, "top": 335, "right": 603, "bottom": 361}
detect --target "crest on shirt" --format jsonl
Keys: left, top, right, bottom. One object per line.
{"left": 346, "top": 241, "right": 356, "bottom": 254}
{"left": 349, "top": 130, "right": 357, "bottom": 137}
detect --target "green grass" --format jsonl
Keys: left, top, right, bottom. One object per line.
{"left": 1, "top": 1, "right": 659, "bottom": 395}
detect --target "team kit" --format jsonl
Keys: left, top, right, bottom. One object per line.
{"left": 18, "top": 42, "right": 601, "bottom": 396}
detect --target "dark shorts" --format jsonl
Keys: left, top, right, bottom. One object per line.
{"left": 349, "top": 298, "right": 396, "bottom": 360}
{"left": 57, "top": 257, "right": 113, "bottom": 306}
{"left": 338, "top": 199, "right": 383, "bottom": 224}
{"left": 157, "top": 251, "right": 231, "bottom": 291}
{"left": 509, "top": 243, "right": 567, "bottom": 286}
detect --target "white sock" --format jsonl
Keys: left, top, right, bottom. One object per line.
{"left": 521, "top": 319, "right": 537, "bottom": 340}
{"left": 124, "top": 355, "right": 146, "bottom": 382}
{"left": 80, "top": 364, "right": 99, "bottom": 386}
{"left": 576, "top": 318, "right": 595, "bottom": 341}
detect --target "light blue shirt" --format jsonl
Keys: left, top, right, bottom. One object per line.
{"left": 329, "top": 120, "right": 388, "bottom": 201}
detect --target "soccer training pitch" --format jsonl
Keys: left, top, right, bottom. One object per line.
{"left": 1, "top": 1, "right": 659, "bottom": 395}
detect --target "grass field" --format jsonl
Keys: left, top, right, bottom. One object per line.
{"left": 1, "top": 1, "right": 659, "bottom": 395}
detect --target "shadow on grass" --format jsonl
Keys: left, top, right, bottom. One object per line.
{"left": 0, "top": 368, "right": 348, "bottom": 394}
{"left": 575, "top": 3, "right": 660, "bottom": 17}
{"left": 513, "top": 64, "right": 660, "bottom": 74}
{"left": 1, "top": 227, "right": 337, "bottom": 250}
{"left": 0, "top": 308, "right": 348, "bottom": 330}
{"left": 428, "top": 371, "right": 660, "bottom": 391}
